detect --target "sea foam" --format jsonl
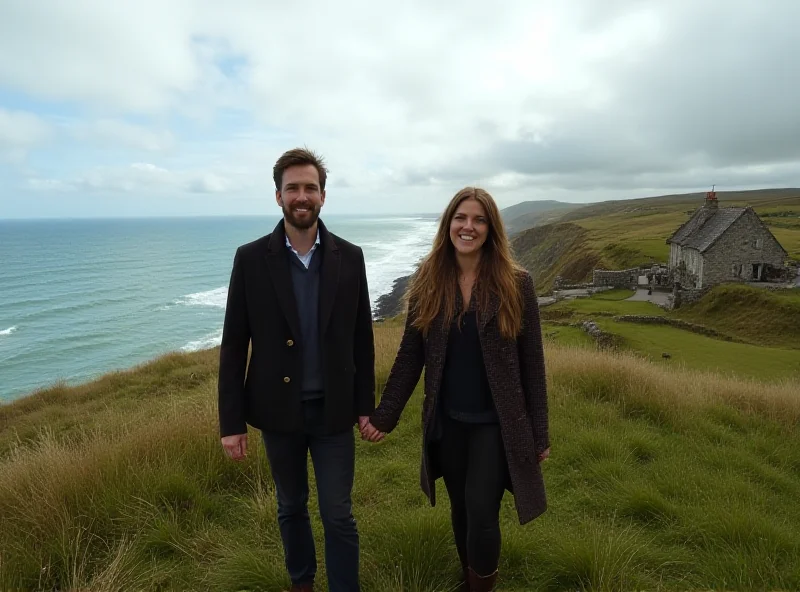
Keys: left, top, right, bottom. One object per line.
{"left": 0, "top": 326, "right": 17, "bottom": 336}
{"left": 364, "top": 218, "right": 438, "bottom": 300}
{"left": 175, "top": 287, "right": 228, "bottom": 308}
{"left": 181, "top": 327, "right": 223, "bottom": 352}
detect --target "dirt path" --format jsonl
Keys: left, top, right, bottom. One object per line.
{"left": 626, "top": 288, "right": 671, "bottom": 306}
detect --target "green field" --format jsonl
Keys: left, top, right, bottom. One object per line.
{"left": 545, "top": 297, "right": 664, "bottom": 318}
{"left": 541, "top": 285, "right": 800, "bottom": 381}
{"left": 596, "top": 320, "right": 800, "bottom": 381}
{"left": 1, "top": 322, "right": 800, "bottom": 591}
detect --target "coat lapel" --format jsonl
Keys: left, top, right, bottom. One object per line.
{"left": 479, "top": 290, "right": 500, "bottom": 331}
{"left": 318, "top": 220, "right": 340, "bottom": 337}
{"left": 426, "top": 307, "right": 452, "bottom": 397}
{"left": 264, "top": 220, "right": 302, "bottom": 341}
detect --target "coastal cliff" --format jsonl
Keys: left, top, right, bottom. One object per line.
{"left": 373, "top": 274, "right": 411, "bottom": 319}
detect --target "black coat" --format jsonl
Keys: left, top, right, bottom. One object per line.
{"left": 218, "top": 219, "right": 375, "bottom": 437}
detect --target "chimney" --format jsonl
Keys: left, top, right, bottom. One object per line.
{"left": 704, "top": 185, "right": 718, "bottom": 209}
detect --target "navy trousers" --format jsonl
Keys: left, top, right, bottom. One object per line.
{"left": 262, "top": 399, "right": 359, "bottom": 592}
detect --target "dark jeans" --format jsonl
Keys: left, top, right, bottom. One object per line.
{"left": 262, "top": 399, "right": 359, "bottom": 592}
{"left": 437, "top": 416, "right": 508, "bottom": 577}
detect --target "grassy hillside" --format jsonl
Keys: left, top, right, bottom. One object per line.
{"left": 511, "top": 189, "right": 800, "bottom": 291}
{"left": 2, "top": 325, "right": 800, "bottom": 591}
{"left": 500, "top": 200, "right": 580, "bottom": 235}
{"left": 511, "top": 223, "right": 603, "bottom": 293}
{"left": 674, "top": 284, "right": 800, "bottom": 349}
{"left": 501, "top": 200, "right": 576, "bottom": 221}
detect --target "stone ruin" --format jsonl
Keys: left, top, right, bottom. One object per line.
{"left": 591, "top": 264, "right": 670, "bottom": 290}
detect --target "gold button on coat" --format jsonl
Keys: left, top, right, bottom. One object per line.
{"left": 283, "top": 376, "right": 291, "bottom": 383}
{"left": 286, "top": 339, "right": 294, "bottom": 347}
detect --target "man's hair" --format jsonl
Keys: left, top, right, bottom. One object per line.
{"left": 273, "top": 148, "right": 328, "bottom": 191}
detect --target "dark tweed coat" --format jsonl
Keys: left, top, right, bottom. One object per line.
{"left": 369, "top": 270, "right": 549, "bottom": 525}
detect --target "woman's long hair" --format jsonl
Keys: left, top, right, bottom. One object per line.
{"left": 406, "top": 187, "right": 524, "bottom": 340}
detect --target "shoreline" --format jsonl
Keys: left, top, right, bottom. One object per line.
{"left": 372, "top": 273, "right": 412, "bottom": 320}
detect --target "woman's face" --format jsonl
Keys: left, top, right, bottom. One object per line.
{"left": 449, "top": 198, "right": 489, "bottom": 257}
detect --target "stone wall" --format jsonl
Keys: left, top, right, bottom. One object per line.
{"left": 702, "top": 209, "right": 787, "bottom": 287}
{"left": 592, "top": 268, "right": 639, "bottom": 288}
{"left": 579, "top": 320, "right": 623, "bottom": 349}
{"left": 670, "top": 285, "right": 711, "bottom": 309}
{"left": 553, "top": 276, "right": 592, "bottom": 290}
{"left": 615, "top": 315, "right": 734, "bottom": 340}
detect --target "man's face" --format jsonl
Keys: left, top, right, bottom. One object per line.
{"left": 276, "top": 164, "right": 325, "bottom": 230}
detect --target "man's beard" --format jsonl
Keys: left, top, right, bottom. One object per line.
{"left": 283, "top": 202, "right": 321, "bottom": 230}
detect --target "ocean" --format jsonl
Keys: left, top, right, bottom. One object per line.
{"left": 0, "top": 215, "right": 438, "bottom": 402}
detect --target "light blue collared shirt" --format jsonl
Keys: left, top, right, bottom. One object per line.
{"left": 285, "top": 228, "right": 321, "bottom": 269}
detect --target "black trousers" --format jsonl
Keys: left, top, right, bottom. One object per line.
{"left": 262, "top": 400, "right": 360, "bottom": 592}
{"left": 437, "top": 415, "right": 508, "bottom": 576}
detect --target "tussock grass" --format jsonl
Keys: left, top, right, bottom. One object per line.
{"left": 1, "top": 328, "right": 800, "bottom": 590}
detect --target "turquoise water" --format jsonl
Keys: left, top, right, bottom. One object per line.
{"left": 0, "top": 215, "right": 437, "bottom": 401}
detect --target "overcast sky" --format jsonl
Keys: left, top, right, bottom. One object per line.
{"left": 1, "top": 1, "right": 798, "bottom": 218}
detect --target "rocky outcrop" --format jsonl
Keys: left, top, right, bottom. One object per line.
{"left": 373, "top": 274, "right": 411, "bottom": 319}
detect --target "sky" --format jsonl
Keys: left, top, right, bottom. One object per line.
{"left": 1, "top": 0, "right": 799, "bottom": 219}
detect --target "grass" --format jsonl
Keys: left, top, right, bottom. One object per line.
{"left": 2, "top": 324, "right": 800, "bottom": 590}
{"left": 541, "top": 324, "right": 595, "bottom": 347}
{"left": 589, "top": 289, "right": 635, "bottom": 301}
{"left": 543, "top": 297, "right": 665, "bottom": 319}
{"left": 596, "top": 319, "right": 800, "bottom": 381}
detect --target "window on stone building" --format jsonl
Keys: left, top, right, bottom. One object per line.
{"left": 753, "top": 238, "right": 763, "bottom": 249}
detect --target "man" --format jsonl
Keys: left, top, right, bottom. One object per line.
{"left": 218, "top": 148, "right": 375, "bottom": 592}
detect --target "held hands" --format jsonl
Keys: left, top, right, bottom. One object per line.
{"left": 358, "top": 416, "right": 386, "bottom": 443}
{"left": 221, "top": 433, "right": 248, "bottom": 460}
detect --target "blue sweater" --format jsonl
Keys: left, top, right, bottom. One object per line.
{"left": 287, "top": 248, "right": 324, "bottom": 399}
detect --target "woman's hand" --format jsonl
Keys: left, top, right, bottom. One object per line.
{"left": 359, "top": 418, "right": 386, "bottom": 442}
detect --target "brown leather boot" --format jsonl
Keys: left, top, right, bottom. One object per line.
{"left": 467, "top": 567, "right": 498, "bottom": 592}
{"left": 456, "top": 556, "right": 469, "bottom": 591}
{"left": 284, "top": 583, "right": 313, "bottom": 592}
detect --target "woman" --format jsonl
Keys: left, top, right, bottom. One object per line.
{"left": 362, "top": 187, "right": 550, "bottom": 592}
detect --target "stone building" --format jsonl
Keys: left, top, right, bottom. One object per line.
{"left": 666, "top": 191, "right": 788, "bottom": 289}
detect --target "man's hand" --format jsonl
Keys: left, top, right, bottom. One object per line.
{"left": 358, "top": 416, "right": 386, "bottom": 442}
{"left": 537, "top": 447, "right": 551, "bottom": 463}
{"left": 221, "top": 433, "right": 248, "bottom": 460}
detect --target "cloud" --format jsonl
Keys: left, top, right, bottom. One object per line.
{"left": 0, "top": 2, "right": 201, "bottom": 113}
{"left": 28, "top": 162, "right": 239, "bottom": 195}
{"left": 0, "top": 108, "right": 50, "bottom": 163}
{"left": 2, "top": 0, "right": 800, "bottom": 216}
{"left": 69, "top": 120, "right": 176, "bottom": 152}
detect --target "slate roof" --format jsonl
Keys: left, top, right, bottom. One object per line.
{"left": 667, "top": 206, "right": 748, "bottom": 253}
